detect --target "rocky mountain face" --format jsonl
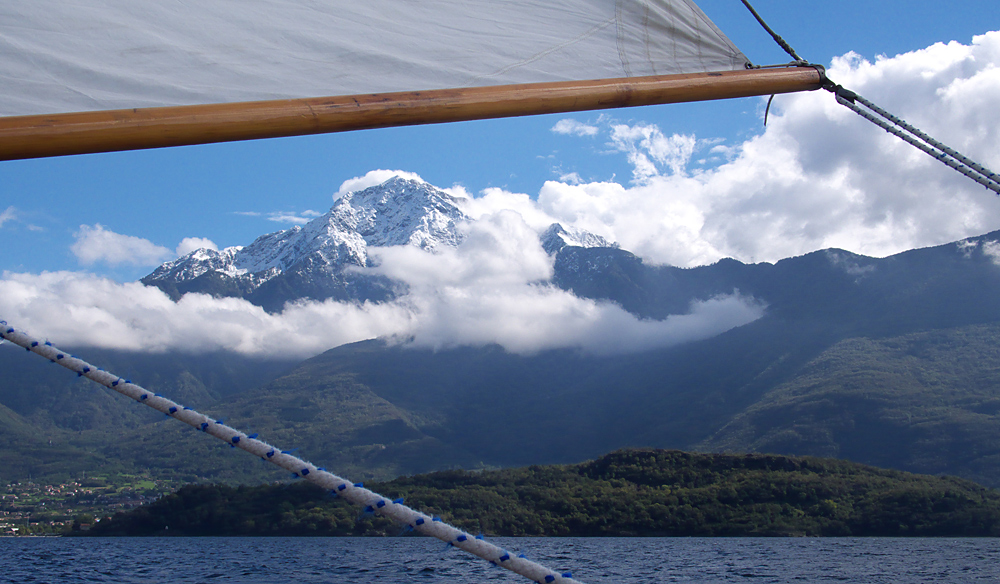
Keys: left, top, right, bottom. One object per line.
{"left": 142, "top": 177, "right": 614, "bottom": 312}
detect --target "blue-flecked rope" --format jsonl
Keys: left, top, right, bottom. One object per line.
{"left": 0, "top": 320, "right": 582, "bottom": 584}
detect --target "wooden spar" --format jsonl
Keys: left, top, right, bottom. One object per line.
{"left": 0, "top": 67, "right": 822, "bottom": 161}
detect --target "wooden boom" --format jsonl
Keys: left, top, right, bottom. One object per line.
{"left": 0, "top": 67, "right": 822, "bottom": 161}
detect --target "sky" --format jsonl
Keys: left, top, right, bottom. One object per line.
{"left": 1, "top": 0, "right": 999, "bottom": 359}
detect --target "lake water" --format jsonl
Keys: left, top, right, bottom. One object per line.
{"left": 2, "top": 537, "right": 998, "bottom": 583}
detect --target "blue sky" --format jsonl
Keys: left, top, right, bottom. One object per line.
{"left": 1, "top": 1, "right": 999, "bottom": 357}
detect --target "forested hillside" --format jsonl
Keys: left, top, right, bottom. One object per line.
{"left": 87, "top": 449, "right": 1000, "bottom": 537}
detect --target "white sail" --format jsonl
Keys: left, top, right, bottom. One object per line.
{"left": 0, "top": 0, "right": 747, "bottom": 117}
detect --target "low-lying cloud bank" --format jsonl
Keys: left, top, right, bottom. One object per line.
{"left": 4, "top": 32, "right": 999, "bottom": 359}
{"left": 1, "top": 210, "right": 763, "bottom": 358}
{"left": 0, "top": 271, "right": 762, "bottom": 361}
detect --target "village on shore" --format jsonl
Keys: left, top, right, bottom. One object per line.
{"left": 1, "top": 475, "right": 176, "bottom": 536}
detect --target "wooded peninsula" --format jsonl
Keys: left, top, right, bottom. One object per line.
{"left": 84, "top": 449, "right": 1000, "bottom": 537}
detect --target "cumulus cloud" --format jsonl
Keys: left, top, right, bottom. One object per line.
{"left": 371, "top": 218, "right": 763, "bottom": 354}
{"left": 71, "top": 224, "right": 173, "bottom": 267}
{"left": 825, "top": 250, "right": 875, "bottom": 278}
{"left": 609, "top": 124, "right": 696, "bottom": 181}
{"left": 0, "top": 206, "right": 15, "bottom": 228}
{"left": 537, "top": 31, "right": 1000, "bottom": 266}
{"left": 72, "top": 226, "right": 221, "bottom": 266}
{"left": 456, "top": 187, "right": 560, "bottom": 233}
{"left": 552, "top": 119, "right": 599, "bottom": 137}
{"left": 980, "top": 240, "right": 1000, "bottom": 266}
{"left": 558, "top": 172, "right": 584, "bottom": 185}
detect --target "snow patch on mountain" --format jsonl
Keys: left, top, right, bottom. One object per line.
{"left": 146, "top": 246, "right": 247, "bottom": 281}
{"left": 540, "top": 223, "right": 618, "bottom": 255}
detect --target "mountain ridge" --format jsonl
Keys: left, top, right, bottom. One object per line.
{"left": 142, "top": 177, "right": 615, "bottom": 312}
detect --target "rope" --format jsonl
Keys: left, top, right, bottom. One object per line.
{"left": 851, "top": 92, "right": 1000, "bottom": 189}
{"left": 0, "top": 321, "right": 584, "bottom": 584}
{"left": 739, "top": 0, "right": 806, "bottom": 64}
{"left": 825, "top": 83, "right": 1000, "bottom": 195}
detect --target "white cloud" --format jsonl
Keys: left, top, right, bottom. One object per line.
{"left": 232, "top": 209, "right": 324, "bottom": 225}
{"left": 529, "top": 31, "right": 1000, "bottom": 266}
{"left": 0, "top": 271, "right": 410, "bottom": 356}
{"left": 176, "top": 237, "right": 219, "bottom": 257}
{"left": 457, "top": 187, "right": 560, "bottom": 232}
{"left": 559, "top": 172, "right": 584, "bottom": 185}
{"left": 537, "top": 179, "right": 721, "bottom": 266}
{"left": 826, "top": 250, "right": 875, "bottom": 277}
{"left": 0, "top": 211, "right": 763, "bottom": 358}
{"left": 0, "top": 206, "right": 15, "bottom": 228}
{"left": 370, "top": 210, "right": 554, "bottom": 289}
{"left": 71, "top": 225, "right": 173, "bottom": 267}
{"left": 609, "top": 124, "right": 696, "bottom": 181}
{"left": 552, "top": 119, "right": 599, "bottom": 137}
{"left": 981, "top": 240, "right": 1000, "bottom": 266}
{"left": 334, "top": 170, "right": 426, "bottom": 199}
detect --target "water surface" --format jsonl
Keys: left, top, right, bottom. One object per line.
{"left": 2, "top": 537, "right": 998, "bottom": 583}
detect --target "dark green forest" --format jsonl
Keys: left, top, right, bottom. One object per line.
{"left": 86, "top": 449, "right": 1000, "bottom": 537}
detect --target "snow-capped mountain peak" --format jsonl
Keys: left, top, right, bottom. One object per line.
{"left": 143, "top": 177, "right": 470, "bottom": 308}
{"left": 333, "top": 176, "right": 467, "bottom": 250}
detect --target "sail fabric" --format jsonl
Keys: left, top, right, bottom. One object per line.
{"left": 0, "top": 0, "right": 747, "bottom": 117}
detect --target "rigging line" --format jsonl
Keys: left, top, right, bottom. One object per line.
{"left": 850, "top": 91, "right": 1000, "bottom": 188}
{"left": 0, "top": 321, "right": 584, "bottom": 584}
{"left": 832, "top": 92, "right": 1000, "bottom": 195}
{"left": 738, "top": 0, "right": 812, "bottom": 128}
{"left": 764, "top": 94, "right": 775, "bottom": 126}
{"left": 738, "top": 0, "right": 805, "bottom": 64}
{"left": 821, "top": 80, "right": 1000, "bottom": 194}
{"left": 738, "top": 0, "right": 999, "bottom": 192}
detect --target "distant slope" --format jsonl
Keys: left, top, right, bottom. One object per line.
{"left": 87, "top": 449, "right": 1000, "bottom": 537}
{"left": 699, "top": 324, "right": 1000, "bottom": 487}
{"left": 0, "top": 401, "right": 105, "bottom": 480}
{"left": 207, "top": 319, "right": 1000, "bottom": 486}
{"left": 0, "top": 343, "right": 296, "bottom": 483}
{"left": 97, "top": 354, "right": 486, "bottom": 483}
